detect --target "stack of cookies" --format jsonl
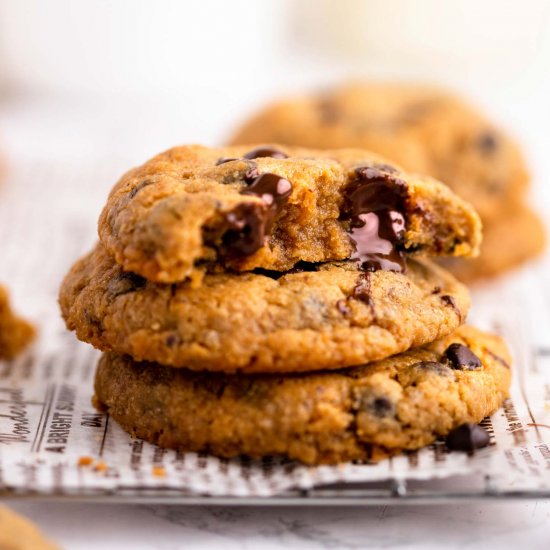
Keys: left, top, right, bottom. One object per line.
{"left": 230, "top": 83, "right": 546, "bottom": 282}
{"left": 59, "top": 144, "right": 511, "bottom": 464}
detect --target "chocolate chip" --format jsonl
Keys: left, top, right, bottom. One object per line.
{"left": 359, "top": 392, "right": 395, "bottom": 418}
{"left": 216, "top": 157, "right": 239, "bottom": 165}
{"left": 341, "top": 167, "right": 408, "bottom": 272}
{"left": 477, "top": 132, "right": 498, "bottom": 154}
{"left": 372, "top": 397, "right": 393, "bottom": 417}
{"left": 220, "top": 203, "right": 267, "bottom": 257}
{"left": 444, "top": 343, "right": 482, "bottom": 370}
{"left": 165, "top": 333, "right": 182, "bottom": 347}
{"left": 128, "top": 179, "right": 153, "bottom": 199}
{"left": 107, "top": 272, "right": 147, "bottom": 297}
{"left": 446, "top": 423, "right": 490, "bottom": 452}
{"left": 440, "top": 295, "right": 461, "bottom": 319}
{"left": 431, "top": 286, "right": 442, "bottom": 295}
{"left": 241, "top": 173, "right": 292, "bottom": 232}
{"left": 243, "top": 146, "right": 288, "bottom": 160}
{"left": 352, "top": 272, "right": 374, "bottom": 307}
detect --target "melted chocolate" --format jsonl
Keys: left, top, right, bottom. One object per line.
{"left": 241, "top": 173, "right": 292, "bottom": 232}
{"left": 243, "top": 146, "right": 288, "bottom": 160}
{"left": 343, "top": 167, "right": 408, "bottom": 272}
{"left": 219, "top": 203, "right": 267, "bottom": 257}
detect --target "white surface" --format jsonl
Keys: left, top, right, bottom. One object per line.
{"left": 2, "top": 500, "right": 550, "bottom": 549}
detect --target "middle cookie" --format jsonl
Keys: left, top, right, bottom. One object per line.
{"left": 59, "top": 245, "right": 469, "bottom": 373}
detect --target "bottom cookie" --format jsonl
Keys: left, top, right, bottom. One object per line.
{"left": 0, "top": 285, "right": 36, "bottom": 360}
{"left": 94, "top": 326, "right": 511, "bottom": 465}
{"left": 441, "top": 204, "right": 545, "bottom": 283}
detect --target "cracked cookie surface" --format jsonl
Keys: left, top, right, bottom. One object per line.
{"left": 94, "top": 326, "right": 511, "bottom": 465}
{"left": 98, "top": 144, "right": 481, "bottom": 282}
{"left": 60, "top": 244, "right": 469, "bottom": 373}
{"left": 230, "top": 83, "right": 528, "bottom": 224}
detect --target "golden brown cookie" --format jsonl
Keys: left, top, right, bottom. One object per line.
{"left": 60, "top": 244, "right": 469, "bottom": 373}
{"left": 441, "top": 203, "right": 546, "bottom": 282}
{"left": 0, "top": 506, "right": 59, "bottom": 550}
{"left": 94, "top": 326, "right": 511, "bottom": 465}
{"left": 0, "top": 285, "right": 35, "bottom": 360}
{"left": 230, "top": 83, "right": 528, "bottom": 224}
{"left": 98, "top": 144, "right": 481, "bottom": 283}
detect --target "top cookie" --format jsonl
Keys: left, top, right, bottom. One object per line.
{"left": 229, "top": 84, "right": 528, "bottom": 223}
{"left": 99, "top": 144, "right": 481, "bottom": 283}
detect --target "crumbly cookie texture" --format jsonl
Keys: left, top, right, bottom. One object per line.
{"left": 59, "top": 244, "right": 469, "bottom": 373}
{"left": 441, "top": 203, "right": 546, "bottom": 283}
{"left": 94, "top": 326, "right": 511, "bottom": 465}
{"left": 0, "top": 505, "right": 59, "bottom": 550}
{"left": 229, "top": 83, "right": 529, "bottom": 223}
{"left": 98, "top": 144, "right": 481, "bottom": 283}
{"left": 0, "top": 285, "right": 35, "bottom": 360}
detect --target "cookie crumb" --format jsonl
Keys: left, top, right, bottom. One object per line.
{"left": 93, "top": 461, "right": 108, "bottom": 472}
{"left": 152, "top": 466, "right": 166, "bottom": 477}
{"left": 77, "top": 456, "right": 94, "bottom": 467}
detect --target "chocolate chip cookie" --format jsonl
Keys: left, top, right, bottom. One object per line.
{"left": 59, "top": 244, "right": 469, "bottom": 373}
{"left": 0, "top": 285, "right": 35, "bottom": 360}
{"left": 440, "top": 203, "right": 546, "bottom": 282}
{"left": 94, "top": 325, "right": 511, "bottom": 465}
{"left": 229, "top": 83, "right": 528, "bottom": 224}
{"left": 99, "top": 144, "right": 481, "bottom": 283}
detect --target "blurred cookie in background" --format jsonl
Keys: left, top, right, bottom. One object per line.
{"left": 230, "top": 83, "right": 545, "bottom": 281}
{"left": 0, "top": 285, "right": 35, "bottom": 360}
{"left": 440, "top": 203, "right": 546, "bottom": 283}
